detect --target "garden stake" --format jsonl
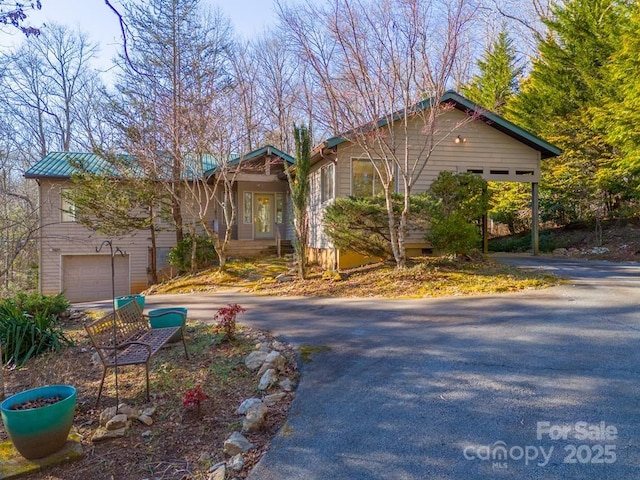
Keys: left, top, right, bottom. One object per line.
{"left": 96, "top": 240, "right": 125, "bottom": 412}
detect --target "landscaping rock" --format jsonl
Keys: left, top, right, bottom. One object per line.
{"left": 245, "top": 350, "right": 270, "bottom": 370}
{"left": 92, "top": 426, "right": 128, "bottom": 442}
{"left": 91, "top": 352, "right": 102, "bottom": 366}
{"left": 264, "top": 392, "right": 287, "bottom": 407}
{"left": 99, "top": 406, "right": 118, "bottom": 427}
{"left": 236, "top": 397, "right": 262, "bottom": 415}
{"left": 257, "top": 351, "right": 286, "bottom": 376}
{"left": 229, "top": 453, "right": 245, "bottom": 471}
{"left": 223, "top": 432, "right": 254, "bottom": 456}
{"left": 105, "top": 414, "right": 129, "bottom": 431}
{"left": 258, "top": 368, "right": 278, "bottom": 391}
{"left": 279, "top": 377, "right": 293, "bottom": 392}
{"left": 137, "top": 414, "right": 153, "bottom": 426}
{"left": 142, "top": 406, "right": 156, "bottom": 417}
{"left": 208, "top": 463, "right": 226, "bottom": 480}
{"left": 117, "top": 403, "right": 139, "bottom": 418}
{"left": 242, "top": 402, "right": 268, "bottom": 433}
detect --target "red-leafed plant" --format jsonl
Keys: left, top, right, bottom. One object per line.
{"left": 214, "top": 304, "right": 246, "bottom": 340}
{"left": 182, "top": 386, "right": 209, "bottom": 416}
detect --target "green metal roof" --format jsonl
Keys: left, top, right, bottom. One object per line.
{"left": 203, "top": 145, "right": 294, "bottom": 176}
{"left": 24, "top": 152, "right": 125, "bottom": 179}
{"left": 315, "top": 90, "right": 562, "bottom": 160}
{"left": 25, "top": 146, "right": 293, "bottom": 180}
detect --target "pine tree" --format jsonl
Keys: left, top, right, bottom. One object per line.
{"left": 507, "top": 0, "right": 635, "bottom": 224}
{"left": 462, "top": 30, "right": 522, "bottom": 114}
{"left": 598, "top": 5, "right": 640, "bottom": 176}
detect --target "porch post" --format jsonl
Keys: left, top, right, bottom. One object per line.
{"left": 482, "top": 213, "right": 488, "bottom": 254}
{"left": 531, "top": 182, "right": 539, "bottom": 256}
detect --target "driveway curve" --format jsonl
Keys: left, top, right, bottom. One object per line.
{"left": 78, "top": 255, "right": 640, "bottom": 479}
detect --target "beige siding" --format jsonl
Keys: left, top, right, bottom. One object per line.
{"left": 310, "top": 108, "right": 543, "bottom": 257}
{"left": 335, "top": 109, "right": 540, "bottom": 198}
{"left": 38, "top": 179, "right": 176, "bottom": 299}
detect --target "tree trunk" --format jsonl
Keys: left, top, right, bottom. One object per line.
{"left": 148, "top": 203, "right": 159, "bottom": 284}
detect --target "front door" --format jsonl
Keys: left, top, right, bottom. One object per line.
{"left": 254, "top": 194, "right": 274, "bottom": 239}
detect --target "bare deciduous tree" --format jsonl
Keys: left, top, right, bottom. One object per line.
{"left": 112, "top": 0, "right": 240, "bottom": 269}
{"left": 254, "top": 30, "right": 303, "bottom": 153}
{"left": 1, "top": 23, "right": 98, "bottom": 161}
{"left": 279, "top": 0, "right": 478, "bottom": 268}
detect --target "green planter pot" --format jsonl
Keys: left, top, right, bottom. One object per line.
{"left": 148, "top": 307, "right": 187, "bottom": 342}
{"left": 114, "top": 294, "right": 145, "bottom": 310}
{"left": 1, "top": 385, "right": 76, "bottom": 459}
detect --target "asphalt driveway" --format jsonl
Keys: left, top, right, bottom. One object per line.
{"left": 79, "top": 255, "right": 640, "bottom": 479}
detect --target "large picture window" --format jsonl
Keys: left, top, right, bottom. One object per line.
{"left": 321, "top": 163, "right": 335, "bottom": 202}
{"left": 352, "top": 159, "right": 384, "bottom": 196}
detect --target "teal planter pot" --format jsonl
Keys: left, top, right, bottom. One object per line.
{"left": 1, "top": 385, "right": 76, "bottom": 459}
{"left": 114, "top": 294, "right": 145, "bottom": 310}
{"left": 148, "top": 307, "right": 187, "bottom": 342}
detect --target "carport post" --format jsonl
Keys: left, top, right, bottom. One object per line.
{"left": 482, "top": 183, "right": 488, "bottom": 254}
{"left": 531, "top": 182, "right": 539, "bottom": 256}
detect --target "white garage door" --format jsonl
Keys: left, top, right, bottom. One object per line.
{"left": 62, "top": 255, "right": 130, "bottom": 302}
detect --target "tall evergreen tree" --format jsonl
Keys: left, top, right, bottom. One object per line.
{"left": 507, "top": 0, "right": 635, "bottom": 224}
{"left": 462, "top": 30, "right": 522, "bottom": 114}
{"left": 598, "top": 4, "right": 640, "bottom": 178}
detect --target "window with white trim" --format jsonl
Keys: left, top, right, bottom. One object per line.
{"left": 61, "top": 189, "right": 76, "bottom": 222}
{"left": 321, "top": 163, "right": 335, "bottom": 202}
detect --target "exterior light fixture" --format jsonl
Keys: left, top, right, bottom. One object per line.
{"left": 454, "top": 135, "right": 466, "bottom": 144}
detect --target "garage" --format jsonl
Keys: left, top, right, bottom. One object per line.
{"left": 62, "top": 254, "right": 130, "bottom": 302}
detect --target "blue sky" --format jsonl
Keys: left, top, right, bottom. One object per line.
{"left": 3, "top": 0, "right": 281, "bottom": 71}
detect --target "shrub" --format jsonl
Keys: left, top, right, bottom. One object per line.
{"left": 429, "top": 214, "right": 481, "bottom": 256}
{"left": 168, "top": 234, "right": 218, "bottom": 273}
{"left": 1, "top": 292, "right": 69, "bottom": 318}
{"left": 324, "top": 194, "right": 430, "bottom": 259}
{"left": 0, "top": 293, "right": 72, "bottom": 367}
{"left": 214, "top": 304, "right": 246, "bottom": 341}
{"left": 425, "top": 171, "right": 489, "bottom": 256}
{"left": 183, "top": 386, "right": 209, "bottom": 416}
